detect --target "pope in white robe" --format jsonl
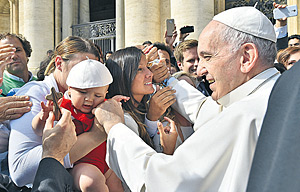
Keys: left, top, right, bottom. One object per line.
{"left": 96, "top": 7, "right": 280, "bottom": 192}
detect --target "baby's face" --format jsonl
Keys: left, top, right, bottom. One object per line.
{"left": 68, "top": 85, "right": 109, "bottom": 113}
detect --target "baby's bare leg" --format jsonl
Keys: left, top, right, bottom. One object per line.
{"left": 105, "top": 169, "right": 124, "bottom": 192}
{"left": 70, "top": 163, "right": 108, "bottom": 192}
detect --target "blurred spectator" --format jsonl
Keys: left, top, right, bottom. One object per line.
{"left": 277, "top": 46, "right": 300, "bottom": 70}
{"left": 174, "top": 39, "right": 211, "bottom": 96}
{"left": 46, "top": 50, "right": 53, "bottom": 58}
{"left": 105, "top": 51, "right": 113, "bottom": 61}
{"left": 169, "top": 63, "right": 178, "bottom": 75}
{"left": 273, "top": 3, "right": 300, "bottom": 50}
{"left": 153, "top": 42, "right": 172, "bottom": 72}
{"left": 288, "top": 35, "right": 300, "bottom": 47}
{"left": 94, "top": 44, "right": 104, "bottom": 63}
{"left": 37, "top": 50, "right": 54, "bottom": 81}
{"left": 174, "top": 39, "right": 198, "bottom": 77}
{"left": 142, "top": 40, "right": 152, "bottom": 48}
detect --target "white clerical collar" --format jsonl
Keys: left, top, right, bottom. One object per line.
{"left": 4, "top": 70, "right": 34, "bottom": 83}
{"left": 217, "top": 68, "right": 280, "bottom": 108}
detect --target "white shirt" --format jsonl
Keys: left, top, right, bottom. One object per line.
{"left": 274, "top": 25, "right": 287, "bottom": 39}
{"left": 8, "top": 74, "right": 72, "bottom": 186}
{"left": 106, "top": 68, "right": 280, "bottom": 192}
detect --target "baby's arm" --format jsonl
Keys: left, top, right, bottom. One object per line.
{"left": 32, "top": 101, "right": 53, "bottom": 136}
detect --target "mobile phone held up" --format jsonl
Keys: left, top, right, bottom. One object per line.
{"left": 273, "top": 5, "right": 298, "bottom": 20}
{"left": 180, "top": 26, "right": 194, "bottom": 34}
{"left": 166, "top": 19, "right": 175, "bottom": 36}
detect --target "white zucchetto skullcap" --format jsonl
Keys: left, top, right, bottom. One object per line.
{"left": 66, "top": 59, "right": 113, "bottom": 89}
{"left": 213, "top": 6, "right": 276, "bottom": 43}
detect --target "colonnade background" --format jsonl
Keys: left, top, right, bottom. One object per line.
{"left": 0, "top": 0, "right": 300, "bottom": 74}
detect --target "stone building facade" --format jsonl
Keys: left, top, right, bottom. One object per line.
{"left": 0, "top": 0, "right": 297, "bottom": 74}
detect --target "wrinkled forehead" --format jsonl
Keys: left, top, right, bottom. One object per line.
{"left": 197, "top": 21, "right": 225, "bottom": 54}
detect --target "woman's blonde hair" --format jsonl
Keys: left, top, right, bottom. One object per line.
{"left": 44, "top": 36, "right": 100, "bottom": 75}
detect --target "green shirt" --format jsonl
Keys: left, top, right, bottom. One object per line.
{"left": 0, "top": 71, "right": 37, "bottom": 97}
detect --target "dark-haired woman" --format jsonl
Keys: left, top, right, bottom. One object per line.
{"left": 106, "top": 46, "right": 180, "bottom": 152}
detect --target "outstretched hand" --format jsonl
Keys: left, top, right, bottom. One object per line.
{"left": 165, "top": 25, "right": 178, "bottom": 49}
{"left": 147, "top": 86, "right": 176, "bottom": 121}
{"left": 179, "top": 26, "right": 190, "bottom": 42}
{"left": 273, "top": 2, "right": 287, "bottom": 28}
{"left": 150, "top": 58, "right": 170, "bottom": 83}
{"left": 42, "top": 109, "right": 77, "bottom": 165}
{"left": 39, "top": 101, "right": 54, "bottom": 121}
{"left": 158, "top": 117, "right": 178, "bottom": 155}
{"left": 93, "top": 99, "right": 125, "bottom": 134}
{"left": 143, "top": 45, "right": 158, "bottom": 63}
{"left": 0, "top": 44, "right": 15, "bottom": 78}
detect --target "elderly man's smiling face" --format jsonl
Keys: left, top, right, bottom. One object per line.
{"left": 197, "top": 21, "right": 245, "bottom": 101}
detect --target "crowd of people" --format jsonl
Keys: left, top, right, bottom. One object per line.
{"left": 0, "top": 2, "right": 299, "bottom": 192}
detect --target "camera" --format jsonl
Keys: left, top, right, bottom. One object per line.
{"left": 180, "top": 26, "right": 194, "bottom": 34}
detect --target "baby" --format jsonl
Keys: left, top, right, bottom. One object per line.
{"left": 32, "top": 59, "right": 125, "bottom": 192}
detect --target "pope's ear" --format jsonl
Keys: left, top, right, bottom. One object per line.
{"left": 239, "top": 43, "right": 258, "bottom": 73}
{"left": 55, "top": 56, "right": 63, "bottom": 71}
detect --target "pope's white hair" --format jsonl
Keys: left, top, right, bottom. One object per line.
{"left": 220, "top": 25, "right": 276, "bottom": 66}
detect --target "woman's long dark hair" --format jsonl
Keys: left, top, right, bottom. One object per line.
{"left": 106, "top": 47, "right": 153, "bottom": 148}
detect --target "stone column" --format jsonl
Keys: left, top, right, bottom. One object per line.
{"left": 124, "top": 0, "right": 160, "bottom": 46}
{"left": 18, "top": 0, "right": 24, "bottom": 35}
{"left": 9, "top": 0, "right": 19, "bottom": 34}
{"left": 171, "top": 0, "right": 214, "bottom": 40}
{"left": 287, "top": 0, "right": 300, "bottom": 35}
{"left": 116, "top": 0, "right": 125, "bottom": 50}
{"left": 0, "top": 13, "right": 10, "bottom": 33}
{"left": 55, "top": 0, "right": 62, "bottom": 45}
{"left": 160, "top": 0, "right": 171, "bottom": 43}
{"left": 214, "top": 0, "right": 225, "bottom": 15}
{"left": 79, "top": 0, "right": 89, "bottom": 24}
{"left": 23, "top": 0, "right": 54, "bottom": 74}
{"left": 0, "top": 0, "right": 10, "bottom": 33}
{"left": 62, "top": 0, "right": 73, "bottom": 39}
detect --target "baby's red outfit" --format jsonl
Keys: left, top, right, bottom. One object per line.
{"left": 60, "top": 97, "right": 109, "bottom": 174}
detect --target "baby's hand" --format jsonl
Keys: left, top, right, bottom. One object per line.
{"left": 39, "top": 101, "right": 54, "bottom": 121}
{"left": 112, "top": 95, "right": 130, "bottom": 104}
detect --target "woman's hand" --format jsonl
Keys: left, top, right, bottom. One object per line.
{"left": 150, "top": 58, "right": 170, "bottom": 83}
{"left": 273, "top": 2, "right": 287, "bottom": 28}
{"left": 158, "top": 117, "right": 178, "bottom": 155}
{"left": 164, "top": 25, "right": 177, "bottom": 51}
{"left": 147, "top": 86, "right": 176, "bottom": 121}
{"left": 143, "top": 45, "right": 158, "bottom": 63}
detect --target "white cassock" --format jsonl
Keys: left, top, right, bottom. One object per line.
{"left": 106, "top": 68, "right": 280, "bottom": 192}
